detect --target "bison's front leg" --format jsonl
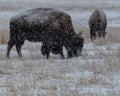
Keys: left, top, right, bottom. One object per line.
{"left": 90, "top": 29, "right": 96, "bottom": 41}
{"left": 46, "top": 48, "right": 50, "bottom": 59}
{"left": 60, "top": 51, "right": 65, "bottom": 59}
{"left": 59, "top": 47, "right": 65, "bottom": 59}
{"left": 91, "top": 33, "right": 96, "bottom": 41}
{"left": 41, "top": 45, "right": 50, "bottom": 59}
{"left": 90, "top": 29, "right": 94, "bottom": 41}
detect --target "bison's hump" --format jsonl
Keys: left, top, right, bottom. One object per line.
{"left": 89, "top": 9, "right": 106, "bottom": 22}
{"left": 11, "top": 8, "right": 68, "bottom": 25}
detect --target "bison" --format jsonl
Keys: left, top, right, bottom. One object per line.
{"left": 89, "top": 9, "right": 107, "bottom": 41}
{"left": 6, "top": 8, "right": 84, "bottom": 59}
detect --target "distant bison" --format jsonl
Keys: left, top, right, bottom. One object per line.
{"left": 6, "top": 8, "right": 84, "bottom": 59}
{"left": 89, "top": 9, "right": 107, "bottom": 41}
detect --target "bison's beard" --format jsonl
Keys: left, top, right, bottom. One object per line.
{"left": 51, "top": 46, "right": 60, "bottom": 55}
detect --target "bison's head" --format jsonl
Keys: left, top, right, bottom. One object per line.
{"left": 65, "top": 31, "right": 84, "bottom": 58}
{"left": 71, "top": 31, "right": 84, "bottom": 57}
{"left": 96, "top": 31, "right": 107, "bottom": 39}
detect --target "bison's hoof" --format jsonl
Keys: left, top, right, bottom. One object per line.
{"left": 19, "top": 54, "right": 23, "bottom": 58}
{"left": 6, "top": 55, "right": 10, "bottom": 59}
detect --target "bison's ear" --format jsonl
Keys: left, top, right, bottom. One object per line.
{"left": 78, "top": 31, "right": 83, "bottom": 36}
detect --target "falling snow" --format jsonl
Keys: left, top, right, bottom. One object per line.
{"left": 0, "top": 0, "right": 120, "bottom": 96}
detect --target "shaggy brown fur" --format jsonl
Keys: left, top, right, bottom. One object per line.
{"left": 89, "top": 9, "right": 107, "bottom": 41}
{"left": 6, "top": 8, "right": 84, "bottom": 59}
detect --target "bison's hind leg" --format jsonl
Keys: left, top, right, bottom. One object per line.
{"left": 6, "top": 39, "right": 15, "bottom": 58}
{"left": 15, "top": 40, "right": 25, "bottom": 58}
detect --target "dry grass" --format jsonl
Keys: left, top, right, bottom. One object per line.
{"left": 107, "top": 27, "right": 120, "bottom": 43}
{"left": 75, "top": 26, "right": 90, "bottom": 42}
{"left": 0, "top": 48, "right": 120, "bottom": 96}
{"left": 0, "top": 29, "right": 9, "bottom": 44}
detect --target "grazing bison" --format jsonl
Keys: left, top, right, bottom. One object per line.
{"left": 89, "top": 9, "right": 107, "bottom": 41}
{"left": 6, "top": 8, "right": 84, "bottom": 59}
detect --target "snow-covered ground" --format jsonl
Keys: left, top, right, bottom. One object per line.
{"left": 0, "top": 0, "right": 120, "bottom": 96}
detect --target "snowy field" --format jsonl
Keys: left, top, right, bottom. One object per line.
{"left": 0, "top": 0, "right": 120, "bottom": 96}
